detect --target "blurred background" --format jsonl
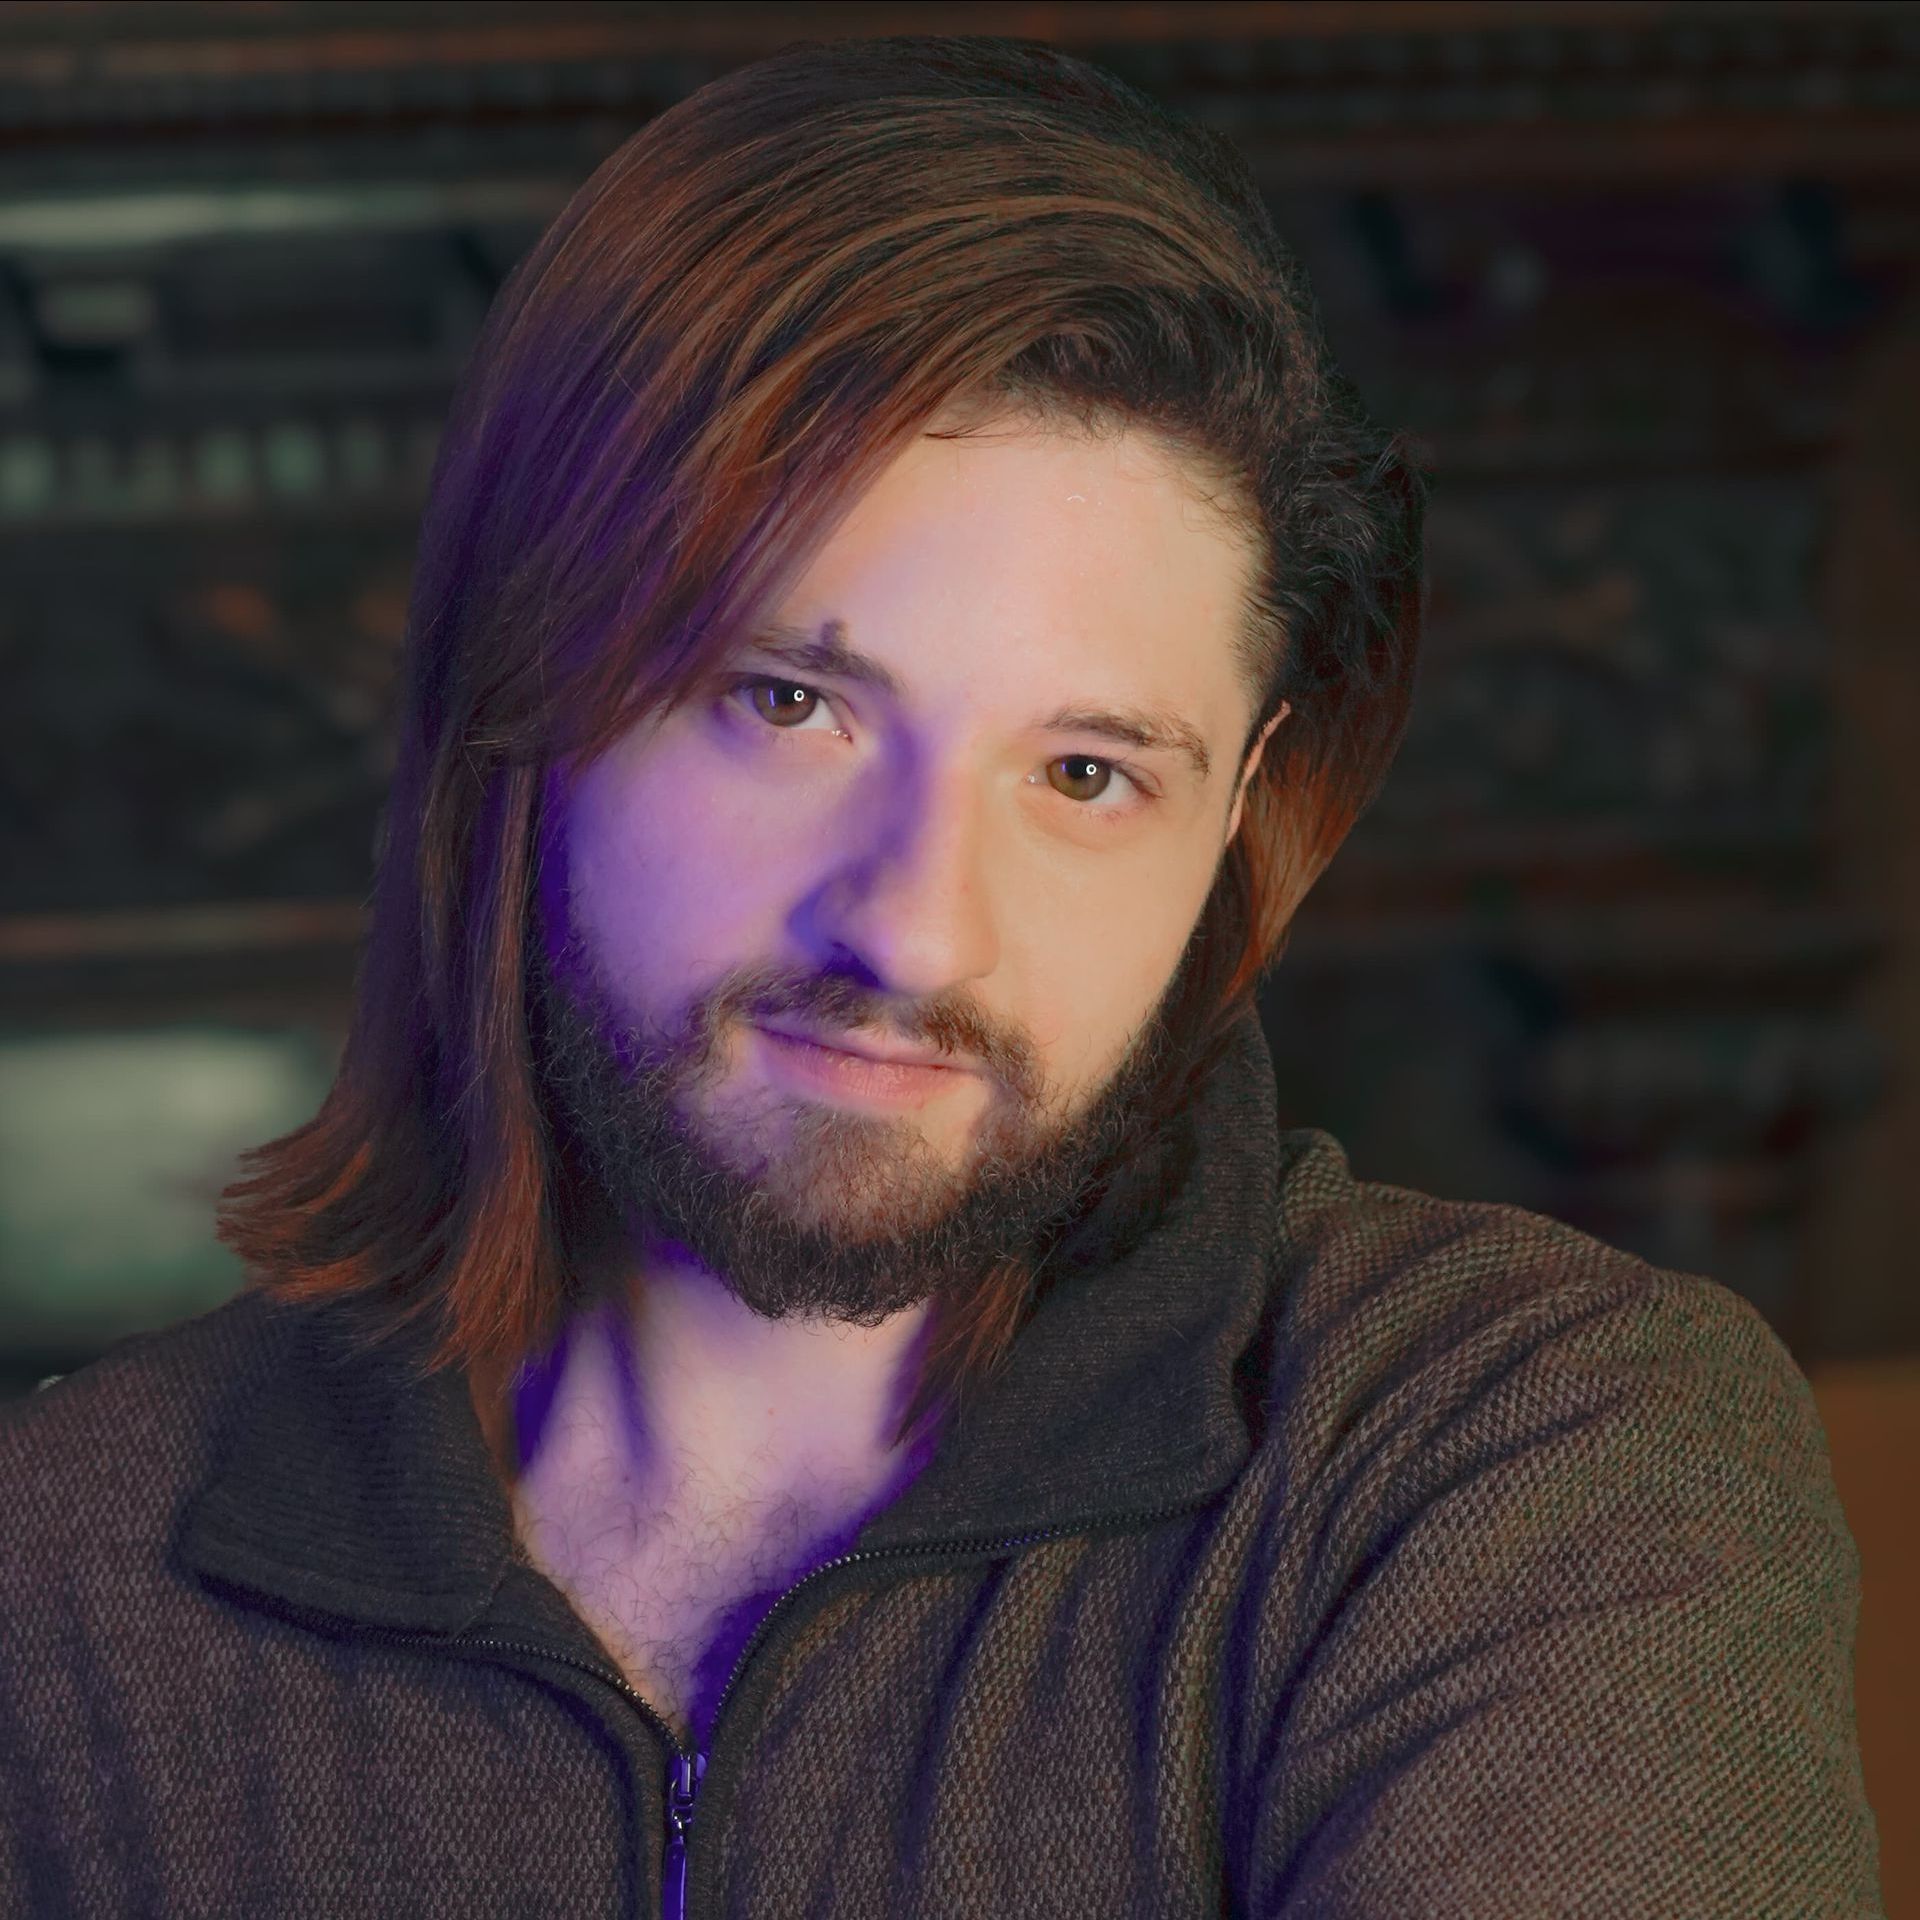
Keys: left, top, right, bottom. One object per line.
{"left": 1, "top": 0, "right": 1914, "bottom": 1888}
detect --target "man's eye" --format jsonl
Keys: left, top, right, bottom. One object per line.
{"left": 718, "top": 674, "right": 1153, "bottom": 820}
{"left": 726, "top": 674, "right": 837, "bottom": 730}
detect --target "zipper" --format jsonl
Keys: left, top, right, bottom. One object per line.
{"left": 325, "top": 1496, "right": 1207, "bottom": 1920}
{"left": 657, "top": 1497, "right": 1204, "bottom": 1918}
{"left": 661, "top": 1749, "right": 706, "bottom": 1920}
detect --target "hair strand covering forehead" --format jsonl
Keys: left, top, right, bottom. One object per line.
{"left": 215, "top": 32, "right": 1427, "bottom": 1458}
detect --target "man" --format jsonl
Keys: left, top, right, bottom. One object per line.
{"left": 494, "top": 406, "right": 1291, "bottom": 1768}
{"left": 3, "top": 32, "right": 1883, "bottom": 1920}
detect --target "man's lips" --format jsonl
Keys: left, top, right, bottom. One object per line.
{"left": 759, "top": 1022, "right": 968, "bottom": 1072}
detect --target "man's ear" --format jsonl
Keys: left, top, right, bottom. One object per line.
{"left": 1225, "top": 702, "right": 1290, "bottom": 845}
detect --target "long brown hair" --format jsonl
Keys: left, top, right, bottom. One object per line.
{"left": 215, "top": 34, "right": 1426, "bottom": 1462}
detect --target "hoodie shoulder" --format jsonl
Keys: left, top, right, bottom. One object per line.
{"left": 3, "top": 1289, "right": 300, "bottom": 1559}
{"left": 1258, "top": 1125, "right": 1825, "bottom": 1481}
{"left": 1231, "top": 1130, "right": 1874, "bottom": 1916}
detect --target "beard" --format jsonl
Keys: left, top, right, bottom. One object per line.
{"left": 525, "top": 900, "right": 1200, "bottom": 1333}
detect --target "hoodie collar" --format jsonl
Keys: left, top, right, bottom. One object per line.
{"left": 179, "top": 1001, "right": 1283, "bottom": 1635}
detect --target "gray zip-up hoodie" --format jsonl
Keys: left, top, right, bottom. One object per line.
{"left": 0, "top": 1005, "right": 1885, "bottom": 1917}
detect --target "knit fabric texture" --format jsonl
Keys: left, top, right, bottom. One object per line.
{"left": 1, "top": 1002, "right": 1885, "bottom": 1917}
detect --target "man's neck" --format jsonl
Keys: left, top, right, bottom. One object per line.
{"left": 470, "top": 1274, "right": 937, "bottom": 1520}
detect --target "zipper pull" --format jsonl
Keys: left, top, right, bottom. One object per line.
{"left": 662, "top": 1749, "right": 707, "bottom": 1920}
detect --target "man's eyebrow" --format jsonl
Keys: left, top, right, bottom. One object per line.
{"left": 733, "top": 618, "right": 1214, "bottom": 784}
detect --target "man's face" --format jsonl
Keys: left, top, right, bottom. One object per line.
{"left": 532, "top": 418, "right": 1279, "bottom": 1329}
